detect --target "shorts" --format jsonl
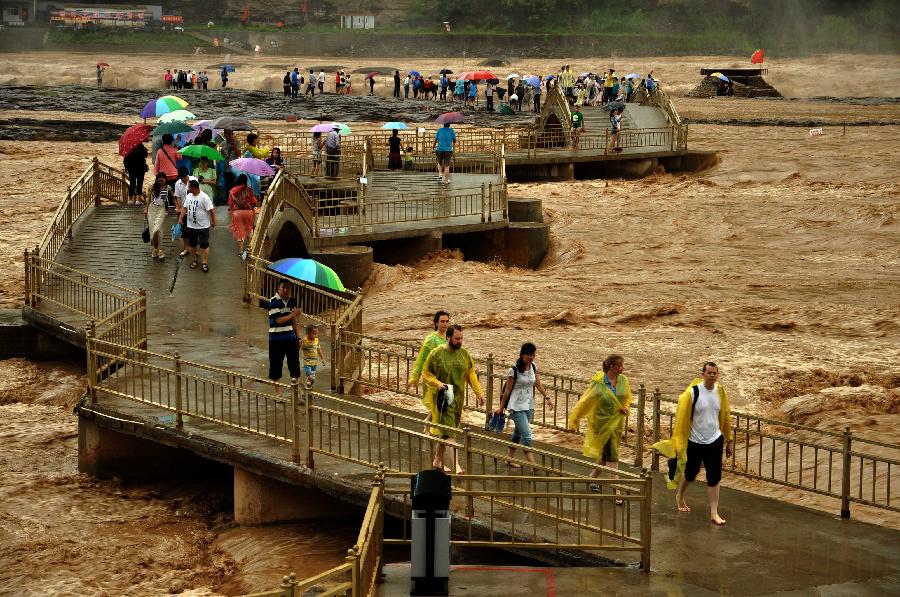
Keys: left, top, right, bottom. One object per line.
{"left": 684, "top": 435, "right": 724, "bottom": 487}
{"left": 303, "top": 365, "right": 317, "bottom": 378}
{"left": 184, "top": 226, "right": 210, "bottom": 249}
{"left": 436, "top": 151, "right": 453, "bottom": 167}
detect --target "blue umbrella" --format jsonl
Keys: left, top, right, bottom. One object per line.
{"left": 545, "top": 75, "right": 556, "bottom": 81}
{"left": 267, "top": 258, "right": 346, "bottom": 291}
{"left": 409, "top": 70, "right": 421, "bottom": 77}
{"left": 382, "top": 122, "right": 408, "bottom": 130}
{"left": 222, "top": 64, "right": 236, "bottom": 73}
{"left": 524, "top": 75, "right": 541, "bottom": 87}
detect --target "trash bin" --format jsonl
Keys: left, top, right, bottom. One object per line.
{"left": 410, "top": 469, "right": 451, "bottom": 596}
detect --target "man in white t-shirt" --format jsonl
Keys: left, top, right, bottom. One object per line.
{"left": 180, "top": 180, "right": 216, "bottom": 272}
{"left": 317, "top": 70, "right": 325, "bottom": 93}
{"left": 675, "top": 362, "right": 733, "bottom": 525}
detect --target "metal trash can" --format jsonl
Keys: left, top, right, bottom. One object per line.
{"left": 410, "top": 469, "right": 451, "bottom": 595}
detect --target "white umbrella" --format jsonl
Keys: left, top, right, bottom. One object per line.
{"left": 158, "top": 109, "right": 196, "bottom": 123}
{"left": 506, "top": 73, "right": 520, "bottom": 79}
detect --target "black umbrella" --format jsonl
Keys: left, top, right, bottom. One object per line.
{"left": 603, "top": 101, "right": 627, "bottom": 112}
{"left": 209, "top": 115, "right": 255, "bottom": 131}
{"left": 440, "top": 68, "right": 453, "bottom": 74}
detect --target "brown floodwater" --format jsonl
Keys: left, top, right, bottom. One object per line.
{"left": 0, "top": 50, "right": 898, "bottom": 592}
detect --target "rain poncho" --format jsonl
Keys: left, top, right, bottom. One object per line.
{"left": 567, "top": 372, "right": 631, "bottom": 460}
{"left": 652, "top": 378, "right": 733, "bottom": 489}
{"left": 408, "top": 331, "right": 446, "bottom": 394}
{"left": 422, "top": 345, "right": 483, "bottom": 438}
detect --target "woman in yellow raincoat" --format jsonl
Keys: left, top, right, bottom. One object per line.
{"left": 567, "top": 354, "right": 631, "bottom": 481}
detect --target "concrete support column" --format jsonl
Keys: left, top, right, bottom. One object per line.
{"left": 233, "top": 467, "right": 355, "bottom": 525}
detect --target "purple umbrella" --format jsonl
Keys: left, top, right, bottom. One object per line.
{"left": 435, "top": 111, "right": 464, "bottom": 124}
{"left": 310, "top": 123, "right": 334, "bottom": 133}
{"left": 229, "top": 157, "right": 275, "bottom": 176}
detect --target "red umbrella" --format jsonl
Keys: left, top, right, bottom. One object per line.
{"left": 464, "top": 70, "right": 495, "bottom": 81}
{"left": 97, "top": 62, "right": 110, "bottom": 67}
{"left": 435, "top": 112, "right": 464, "bottom": 124}
{"left": 118, "top": 124, "right": 151, "bottom": 157}
{"left": 365, "top": 71, "right": 379, "bottom": 79}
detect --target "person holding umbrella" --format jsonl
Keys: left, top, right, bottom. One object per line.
{"left": 122, "top": 137, "right": 149, "bottom": 205}
{"left": 388, "top": 129, "right": 403, "bottom": 170}
{"left": 367, "top": 73, "right": 376, "bottom": 96}
{"left": 325, "top": 124, "right": 341, "bottom": 178}
{"left": 193, "top": 156, "right": 217, "bottom": 204}
{"left": 228, "top": 173, "right": 257, "bottom": 258}
{"left": 154, "top": 133, "right": 182, "bottom": 184}
{"left": 221, "top": 66, "right": 229, "bottom": 87}
{"left": 96, "top": 64, "right": 105, "bottom": 87}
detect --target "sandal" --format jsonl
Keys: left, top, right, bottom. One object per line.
{"left": 201, "top": 263, "right": 209, "bottom": 273}
{"left": 190, "top": 260, "right": 198, "bottom": 269}
{"left": 506, "top": 462, "right": 523, "bottom": 469}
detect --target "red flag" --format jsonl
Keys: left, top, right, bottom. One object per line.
{"left": 751, "top": 49, "right": 764, "bottom": 64}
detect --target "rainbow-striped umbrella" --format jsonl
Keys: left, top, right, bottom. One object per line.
{"left": 267, "top": 258, "right": 346, "bottom": 291}
{"left": 140, "top": 95, "right": 189, "bottom": 119}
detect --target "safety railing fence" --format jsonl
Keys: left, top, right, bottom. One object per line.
{"left": 91, "top": 290, "right": 148, "bottom": 350}
{"left": 336, "top": 331, "right": 646, "bottom": 463}
{"left": 244, "top": 254, "right": 358, "bottom": 324}
{"left": 382, "top": 470, "right": 650, "bottom": 569}
{"left": 37, "top": 158, "right": 129, "bottom": 263}
{"left": 87, "top": 337, "right": 297, "bottom": 445}
{"left": 649, "top": 391, "right": 900, "bottom": 518}
{"left": 258, "top": 132, "right": 367, "bottom": 159}
{"left": 283, "top": 154, "right": 365, "bottom": 179}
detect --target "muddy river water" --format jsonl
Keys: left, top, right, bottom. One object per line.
{"left": 0, "top": 50, "right": 898, "bottom": 594}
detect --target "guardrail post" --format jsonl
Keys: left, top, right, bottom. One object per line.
{"left": 670, "top": 125, "right": 675, "bottom": 151}
{"left": 487, "top": 182, "right": 493, "bottom": 222}
{"left": 484, "top": 353, "right": 494, "bottom": 430}
{"left": 305, "top": 390, "right": 315, "bottom": 469}
{"left": 651, "top": 388, "right": 661, "bottom": 471}
{"left": 332, "top": 322, "right": 341, "bottom": 392}
{"left": 279, "top": 572, "right": 297, "bottom": 597}
{"left": 86, "top": 320, "right": 97, "bottom": 404}
{"left": 138, "top": 288, "right": 148, "bottom": 349}
{"left": 480, "top": 182, "right": 486, "bottom": 223}
{"left": 65, "top": 187, "right": 73, "bottom": 237}
{"left": 23, "top": 249, "right": 30, "bottom": 307}
{"left": 463, "top": 426, "right": 474, "bottom": 518}
{"left": 292, "top": 379, "right": 302, "bottom": 463}
{"left": 634, "top": 384, "right": 646, "bottom": 468}
{"left": 174, "top": 352, "right": 183, "bottom": 429}
{"left": 346, "top": 546, "right": 361, "bottom": 597}
{"left": 841, "top": 426, "right": 852, "bottom": 519}
{"left": 92, "top": 157, "right": 100, "bottom": 206}
{"left": 640, "top": 470, "right": 652, "bottom": 572}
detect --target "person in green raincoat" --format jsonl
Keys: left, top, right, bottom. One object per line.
{"left": 407, "top": 310, "right": 451, "bottom": 399}
{"left": 567, "top": 355, "right": 631, "bottom": 483}
{"left": 421, "top": 324, "right": 485, "bottom": 473}
{"left": 652, "top": 362, "right": 733, "bottom": 525}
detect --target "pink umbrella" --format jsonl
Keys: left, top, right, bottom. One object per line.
{"left": 435, "top": 111, "right": 464, "bottom": 124}
{"left": 310, "top": 123, "right": 334, "bottom": 133}
{"left": 230, "top": 157, "right": 275, "bottom": 176}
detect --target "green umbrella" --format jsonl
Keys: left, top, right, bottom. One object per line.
{"left": 267, "top": 258, "right": 346, "bottom": 292}
{"left": 151, "top": 121, "right": 193, "bottom": 137}
{"left": 158, "top": 109, "right": 197, "bottom": 123}
{"left": 332, "top": 122, "right": 352, "bottom": 136}
{"left": 179, "top": 144, "right": 225, "bottom": 161}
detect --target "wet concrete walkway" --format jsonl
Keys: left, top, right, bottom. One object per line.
{"left": 46, "top": 202, "right": 900, "bottom": 594}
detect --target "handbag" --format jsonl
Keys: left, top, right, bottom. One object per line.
{"left": 488, "top": 412, "right": 506, "bottom": 433}
{"left": 171, "top": 222, "right": 183, "bottom": 240}
{"left": 142, "top": 226, "right": 150, "bottom": 243}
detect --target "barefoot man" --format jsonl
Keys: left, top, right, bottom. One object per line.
{"left": 655, "top": 362, "right": 733, "bottom": 525}
{"left": 421, "top": 324, "right": 484, "bottom": 474}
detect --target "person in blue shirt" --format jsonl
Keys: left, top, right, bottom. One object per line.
{"left": 467, "top": 81, "right": 477, "bottom": 107}
{"left": 454, "top": 78, "right": 465, "bottom": 102}
{"left": 290, "top": 68, "right": 299, "bottom": 99}
{"left": 433, "top": 123, "right": 457, "bottom": 185}
{"left": 439, "top": 75, "right": 448, "bottom": 100}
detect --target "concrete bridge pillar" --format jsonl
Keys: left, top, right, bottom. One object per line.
{"left": 506, "top": 197, "right": 543, "bottom": 223}
{"left": 233, "top": 467, "right": 355, "bottom": 525}
{"left": 308, "top": 245, "right": 374, "bottom": 290}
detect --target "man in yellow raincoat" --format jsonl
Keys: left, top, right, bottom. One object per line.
{"left": 422, "top": 324, "right": 484, "bottom": 473}
{"left": 653, "top": 362, "right": 733, "bottom": 525}
{"left": 567, "top": 355, "right": 631, "bottom": 486}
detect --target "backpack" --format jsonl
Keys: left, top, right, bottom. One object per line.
{"left": 502, "top": 363, "right": 537, "bottom": 408}
{"left": 667, "top": 385, "right": 702, "bottom": 481}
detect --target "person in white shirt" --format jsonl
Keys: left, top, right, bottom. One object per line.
{"left": 493, "top": 343, "right": 553, "bottom": 466}
{"left": 180, "top": 180, "right": 216, "bottom": 272}
{"left": 317, "top": 70, "right": 325, "bottom": 94}
{"left": 173, "top": 168, "right": 195, "bottom": 257}
{"left": 675, "top": 362, "right": 734, "bottom": 526}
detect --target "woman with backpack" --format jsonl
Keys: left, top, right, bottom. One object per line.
{"left": 227, "top": 173, "right": 258, "bottom": 257}
{"left": 493, "top": 342, "right": 552, "bottom": 467}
